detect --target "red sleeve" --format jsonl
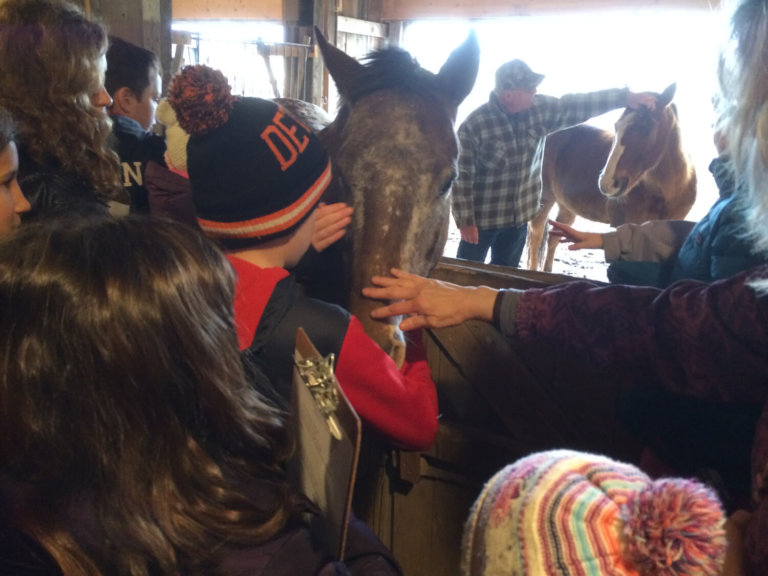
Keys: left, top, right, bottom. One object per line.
{"left": 334, "top": 317, "right": 438, "bottom": 451}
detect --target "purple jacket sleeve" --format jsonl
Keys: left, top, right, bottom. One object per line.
{"left": 512, "top": 266, "right": 768, "bottom": 402}
{"left": 602, "top": 220, "right": 695, "bottom": 263}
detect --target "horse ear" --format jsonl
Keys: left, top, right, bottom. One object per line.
{"left": 658, "top": 83, "right": 677, "bottom": 108}
{"left": 314, "top": 25, "right": 364, "bottom": 101}
{"left": 436, "top": 30, "right": 480, "bottom": 105}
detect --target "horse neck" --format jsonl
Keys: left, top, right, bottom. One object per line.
{"left": 646, "top": 118, "right": 693, "bottom": 190}
{"left": 321, "top": 105, "right": 348, "bottom": 149}
{"left": 641, "top": 118, "right": 697, "bottom": 218}
{"left": 319, "top": 108, "right": 351, "bottom": 206}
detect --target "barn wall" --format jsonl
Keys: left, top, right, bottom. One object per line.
{"left": 381, "top": 0, "right": 719, "bottom": 20}
{"left": 170, "top": 0, "right": 384, "bottom": 22}
{"left": 168, "top": 0, "right": 718, "bottom": 21}
{"left": 87, "top": 0, "right": 173, "bottom": 102}
{"left": 88, "top": 0, "right": 169, "bottom": 53}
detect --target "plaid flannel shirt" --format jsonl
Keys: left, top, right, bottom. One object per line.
{"left": 451, "top": 88, "right": 630, "bottom": 230}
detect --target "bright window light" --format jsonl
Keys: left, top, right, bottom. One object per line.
{"left": 171, "top": 20, "right": 283, "bottom": 42}
{"left": 402, "top": 9, "right": 723, "bottom": 220}
{"left": 169, "top": 9, "right": 725, "bottom": 231}
{"left": 171, "top": 21, "right": 287, "bottom": 99}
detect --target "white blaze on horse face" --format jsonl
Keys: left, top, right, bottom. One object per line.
{"left": 304, "top": 28, "right": 477, "bottom": 364}
{"left": 336, "top": 84, "right": 458, "bottom": 364}
{"left": 600, "top": 112, "right": 632, "bottom": 197}
{"left": 388, "top": 110, "right": 453, "bottom": 275}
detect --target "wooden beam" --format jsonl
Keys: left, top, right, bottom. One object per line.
{"left": 337, "top": 15, "right": 388, "bottom": 38}
{"left": 381, "top": 0, "right": 720, "bottom": 20}
{"left": 172, "top": 0, "right": 282, "bottom": 21}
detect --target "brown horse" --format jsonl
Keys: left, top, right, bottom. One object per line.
{"left": 527, "top": 83, "right": 697, "bottom": 272}
{"left": 280, "top": 28, "right": 479, "bottom": 366}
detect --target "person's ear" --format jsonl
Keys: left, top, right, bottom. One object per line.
{"left": 110, "top": 86, "right": 136, "bottom": 115}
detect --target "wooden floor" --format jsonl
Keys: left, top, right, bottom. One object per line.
{"left": 358, "top": 257, "right": 642, "bottom": 576}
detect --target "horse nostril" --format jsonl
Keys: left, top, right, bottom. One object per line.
{"left": 614, "top": 178, "right": 629, "bottom": 193}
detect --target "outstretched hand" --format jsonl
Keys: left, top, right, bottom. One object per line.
{"left": 548, "top": 220, "right": 604, "bottom": 250}
{"left": 362, "top": 268, "right": 497, "bottom": 331}
{"left": 312, "top": 202, "right": 354, "bottom": 252}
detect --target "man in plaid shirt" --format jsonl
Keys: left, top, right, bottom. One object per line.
{"left": 452, "top": 59, "right": 657, "bottom": 267}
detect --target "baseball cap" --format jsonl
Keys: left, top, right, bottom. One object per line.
{"left": 495, "top": 59, "right": 545, "bottom": 91}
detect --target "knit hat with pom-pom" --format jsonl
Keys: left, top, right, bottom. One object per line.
{"left": 461, "top": 449, "right": 726, "bottom": 576}
{"left": 167, "top": 65, "right": 331, "bottom": 249}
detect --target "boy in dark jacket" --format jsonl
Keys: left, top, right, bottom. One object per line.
{"left": 105, "top": 36, "right": 165, "bottom": 213}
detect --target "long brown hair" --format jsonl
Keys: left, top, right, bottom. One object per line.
{"left": 0, "top": 0, "right": 121, "bottom": 198}
{"left": 0, "top": 107, "right": 15, "bottom": 153}
{"left": 0, "top": 217, "right": 297, "bottom": 575}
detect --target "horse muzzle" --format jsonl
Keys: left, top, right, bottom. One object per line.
{"left": 599, "top": 174, "right": 629, "bottom": 198}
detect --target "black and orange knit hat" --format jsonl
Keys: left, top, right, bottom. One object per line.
{"left": 168, "top": 65, "right": 331, "bottom": 249}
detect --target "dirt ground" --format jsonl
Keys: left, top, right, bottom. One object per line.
{"left": 444, "top": 215, "right": 611, "bottom": 283}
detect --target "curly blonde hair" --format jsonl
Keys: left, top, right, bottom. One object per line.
{"left": 0, "top": 0, "right": 121, "bottom": 199}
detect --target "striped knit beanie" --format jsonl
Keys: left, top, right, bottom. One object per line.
{"left": 168, "top": 65, "right": 331, "bottom": 249}
{"left": 461, "top": 450, "right": 726, "bottom": 576}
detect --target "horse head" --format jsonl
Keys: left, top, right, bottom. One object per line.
{"left": 599, "top": 83, "right": 678, "bottom": 198}
{"left": 314, "top": 28, "right": 479, "bottom": 366}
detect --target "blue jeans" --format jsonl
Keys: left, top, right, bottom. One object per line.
{"left": 456, "top": 224, "right": 528, "bottom": 267}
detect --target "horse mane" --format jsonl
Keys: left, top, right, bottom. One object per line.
{"left": 342, "top": 48, "right": 442, "bottom": 105}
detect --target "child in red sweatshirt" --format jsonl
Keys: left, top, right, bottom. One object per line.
{"left": 170, "top": 65, "right": 438, "bottom": 450}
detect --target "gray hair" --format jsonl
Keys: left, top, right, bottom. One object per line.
{"left": 717, "top": 0, "right": 768, "bottom": 289}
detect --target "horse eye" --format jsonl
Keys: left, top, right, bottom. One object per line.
{"left": 439, "top": 174, "right": 456, "bottom": 196}
{"left": 636, "top": 121, "right": 654, "bottom": 137}
{"left": 633, "top": 111, "right": 654, "bottom": 134}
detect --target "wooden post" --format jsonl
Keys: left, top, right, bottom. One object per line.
{"left": 88, "top": 0, "right": 173, "bottom": 97}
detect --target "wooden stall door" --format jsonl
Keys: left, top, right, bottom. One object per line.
{"left": 359, "top": 258, "right": 643, "bottom": 576}
{"left": 336, "top": 15, "right": 387, "bottom": 57}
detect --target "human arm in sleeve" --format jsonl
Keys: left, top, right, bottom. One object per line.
{"left": 512, "top": 269, "right": 768, "bottom": 401}
{"left": 334, "top": 316, "right": 438, "bottom": 451}
{"left": 366, "top": 267, "right": 768, "bottom": 402}
{"left": 603, "top": 220, "right": 695, "bottom": 263}
{"left": 549, "top": 217, "right": 694, "bottom": 264}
